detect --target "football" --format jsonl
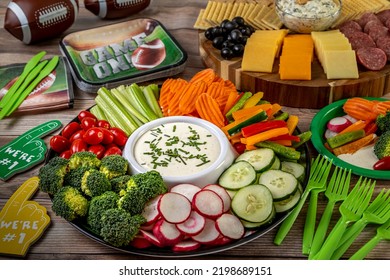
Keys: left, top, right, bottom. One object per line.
{"left": 84, "top": 0, "right": 150, "bottom": 19}
{"left": 131, "top": 38, "right": 166, "bottom": 70}
{"left": 4, "top": 0, "right": 79, "bottom": 44}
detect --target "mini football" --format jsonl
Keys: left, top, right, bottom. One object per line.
{"left": 84, "top": 0, "right": 150, "bottom": 19}
{"left": 4, "top": 0, "right": 79, "bottom": 44}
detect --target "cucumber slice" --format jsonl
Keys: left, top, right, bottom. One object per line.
{"left": 274, "top": 183, "right": 302, "bottom": 213}
{"left": 258, "top": 169, "right": 298, "bottom": 201}
{"left": 231, "top": 184, "right": 274, "bottom": 223}
{"left": 280, "top": 161, "right": 305, "bottom": 182}
{"left": 240, "top": 207, "right": 276, "bottom": 228}
{"left": 218, "top": 161, "right": 256, "bottom": 190}
{"left": 235, "top": 148, "right": 275, "bottom": 172}
{"left": 269, "top": 155, "right": 281, "bottom": 170}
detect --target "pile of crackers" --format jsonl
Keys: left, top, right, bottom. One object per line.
{"left": 194, "top": 0, "right": 283, "bottom": 30}
{"left": 194, "top": 0, "right": 390, "bottom": 31}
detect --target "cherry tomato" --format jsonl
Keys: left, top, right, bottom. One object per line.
{"left": 101, "top": 128, "right": 114, "bottom": 145}
{"left": 104, "top": 146, "right": 122, "bottom": 157}
{"left": 61, "top": 122, "right": 81, "bottom": 139}
{"left": 373, "top": 156, "right": 390, "bottom": 170}
{"left": 69, "top": 130, "right": 85, "bottom": 142}
{"left": 70, "top": 139, "right": 88, "bottom": 154}
{"left": 233, "top": 142, "right": 246, "bottom": 154}
{"left": 97, "top": 120, "right": 111, "bottom": 129}
{"left": 80, "top": 117, "right": 97, "bottom": 130}
{"left": 78, "top": 110, "right": 97, "bottom": 122}
{"left": 50, "top": 135, "right": 70, "bottom": 153}
{"left": 110, "top": 127, "right": 128, "bottom": 146}
{"left": 83, "top": 127, "right": 104, "bottom": 145}
{"left": 88, "top": 144, "right": 106, "bottom": 159}
{"left": 59, "top": 150, "right": 72, "bottom": 159}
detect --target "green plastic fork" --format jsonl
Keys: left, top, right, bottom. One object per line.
{"left": 331, "top": 188, "right": 390, "bottom": 259}
{"left": 312, "top": 177, "right": 375, "bottom": 260}
{"left": 308, "top": 166, "right": 351, "bottom": 259}
{"left": 349, "top": 217, "right": 390, "bottom": 260}
{"left": 274, "top": 155, "right": 333, "bottom": 245}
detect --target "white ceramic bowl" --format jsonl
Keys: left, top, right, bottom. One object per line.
{"left": 123, "top": 116, "right": 238, "bottom": 188}
{"left": 275, "top": 0, "right": 341, "bottom": 33}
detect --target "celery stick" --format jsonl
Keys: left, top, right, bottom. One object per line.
{"left": 95, "top": 96, "right": 123, "bottom": 131}
{"left": 96, "top": 87, "right": 138, "bottom": 135}
{"left": 149, "top": 84, "right": 160, "bottom": 100}
{"left": 90, "top": 105, "right": 108, "bottom": 121}
{"left": 111, "top": 87, "right": 148, "bottom": 124}
{"left": 142, "top": 85, "right": 163, "bottom": 118}
{"left": 126, "top": 84, "right": 159, "bottom": 121}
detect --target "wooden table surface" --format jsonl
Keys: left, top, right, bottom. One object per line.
{"left": 0, "top": 0, "right": 389, "bottom": 260}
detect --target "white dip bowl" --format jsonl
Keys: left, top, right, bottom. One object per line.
{"left": 123, "top": 116, "right": 238, "bottom": 188}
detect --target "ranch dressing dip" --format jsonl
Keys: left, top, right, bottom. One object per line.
{"left": 134, "top": 122, "right": 220, "bottom": 177}
{"left": 337, "top": 144, "right": 378, "bottom": 170}
{"left": 277, "top": 0, "right": 339, "bottom": 19}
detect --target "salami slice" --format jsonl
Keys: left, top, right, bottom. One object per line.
{"left": 368, "top": 25, "right": 389, "bottom": 43}
{"left": 376, "top": 36, "right": 390, "bottom": 61}
{"left": 364, "top": 20, "right": 385, "bottom": 34}
{"left": 357, "top": 12, "right": 380, "bottom": 28}
{"left": 356, "top": 47, "right": 387, "bottom": 71}
{"left": 339, "top": 20, "right": 362, "bottom": 32}
{"left": 346, "top": 31, "right": 376, "bottom": 50}
{"left": 377, "top": 9, "right": 390, "bottom": 25}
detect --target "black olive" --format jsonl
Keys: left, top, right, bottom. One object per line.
{"left": 205, "top": 27, "right": 214, "bottom": 40}
{"left": 241, "top": 36, "right": 249, "bottom": 45}
{"left": 224, "top": 21, "right": 239, "bottom": 32}
{"left": 222, "top": 40, "right": 235, "bottom": 49}
{"left": 229, "top": 29, "right": 243, "bottom": 43}
{"left": 221, "top": 47, "right": 234, "bottom": 60}
{"left": 211, "top": 26, "right": 223, "bottom": 38}
{"left": 240, "top": 26, "right": 252, "bottom": 37}
{"left": 232, "top": 44, "right": 245, "bottom": 56}
{"left": 212, "top": 36, "right": 225, "bottom": 50}
{"left": 232, "top": 16, "right": 245, "bottom": 27}
{"left": 220, "top": 19, "right": 230, "bottom": 29}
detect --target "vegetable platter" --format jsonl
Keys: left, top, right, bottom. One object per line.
{"left": 311, "top": 97, "right": 390, "bottom": 180}
{"left": 42, "top": 69, "right": 312, "bottom": 257}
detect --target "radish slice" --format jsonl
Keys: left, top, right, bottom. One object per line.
{"left": 158, "top": 192, "right": 192, "bottom": 224}
{"left": 326, "top": 116, "right": 352, "bottom": 133}
{"left": 153, "top": 219, "right": 183, "bottom": 247}
{"left": 129, "top": 235, "right": 152, "bottom": 249}
{"left": 172, "top": 240, "right": 201, "bottom": 252}
{"left": 214, "top": 235, "right": 233, "bottom": 246}
{"left": 170, "top": 183, "right": 201, "bottom": 202}
{"left": 192, "top": 189, "right": 224, "bottom": 219}
{"left": 176, "top": 211, "right": 206, "bottom": 236}
{"left": 324, "top": 129, "right": 338, "bottom": 139}
{"left": 140, "top": 230, "right": 164, "bottom": 247}
{"left": 343, "top": 114, "right": 357, "bottom": 124}
{"left": 215, "top": 213, "right": 245, "bottom": 240}
{"left": 141, "top": 195, "right": 162, "bottom": 225}
{"left": 191, "top": 218, "right": 220, "bottom": 245}
{"left": 204, "top": 184, "right": 231, "bottom": 212}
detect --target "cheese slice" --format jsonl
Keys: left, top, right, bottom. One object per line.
{"left": 279, "top": 54, "right": 312, "bottom": 80}
{"left": 242, "top": 43, "right": 278, "bottom": 72}
{"left": 325, "top": 50, "right": 359, "bottom": 79}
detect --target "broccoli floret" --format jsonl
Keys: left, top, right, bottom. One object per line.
{"left": 376, "top": 111, "right": 390, "bottom": 134}
{"left": 52, "top": 186, "right": 89, "bottom": 221}
{"left": 99, "top": 155, "right": 129, "bottom": 179}
{"left": 68, "top": 151, "right": 101, "bottom": 170}
{"left": 374, "top": 131, "right": 390, "bottom": 159}
{"left": 100, "top": 208, "right": 146, "bottom": 247}
{"left": 110, "top": 175, "right": 132, "bottom": 195}
{"left": 81, "top": 169, "right": 111, "bottom": 197}
{"left": 63, "top": 166, "right": 90, "bottom": 191}
{"left": 118, "top": 171, "right": 167, "bottom": 215}
{"left": 87, "top": 191, "right": 119, "bottom": 234}
{"left": 38, "top": 156, "right": 69, "bottom": 195}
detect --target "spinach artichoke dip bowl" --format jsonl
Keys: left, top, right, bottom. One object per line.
{"left": 123, "top": 116, "right": 237, "bottom": 187}
{"left": 275, "top": 0, "right": 341, "bottom": 33}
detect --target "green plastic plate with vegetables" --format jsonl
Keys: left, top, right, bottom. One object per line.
{"left": 310, "top": 97, "right": 390, "bottom": 180}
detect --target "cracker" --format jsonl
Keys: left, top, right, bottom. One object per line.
{"left": 194, "top": 9, "right": 211, "bottom": 30}
{"left": 262, "top": 7, "right": 283, "bottom": 30}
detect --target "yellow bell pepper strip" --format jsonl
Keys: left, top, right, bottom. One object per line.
{"left": 232, "top": 106, "right": 265, "bottom": 121}
{"left": 242, "top": 92, "right": 264, "bottom": 109}
{"left": 241, "top": 127, "right": 289, "bottom": 146}
{"left": 286, "top": 115, "right": 299, "bottom": 135}
{"left": 241, "top": 120, "right": 287, "bottom": 138}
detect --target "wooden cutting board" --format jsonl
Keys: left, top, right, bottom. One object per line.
{"left": 199, "top": 32, "right": 390, "bottom": 109}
